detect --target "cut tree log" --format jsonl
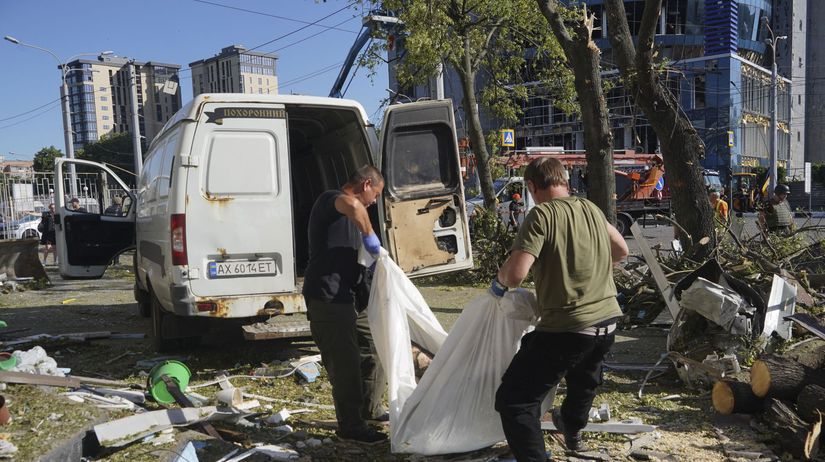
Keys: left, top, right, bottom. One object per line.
{"left": 762, "top": 398, "right": 820, "bottom": 460}
{"left": 751, "top": 356, "right": 825, "bottom": 399}
{"left": 712, "top": 380, "right": 764, "bottom": 415}
{"left": 797, "top": 384, "right": 825, "bottom": 424}
{"left": 789, "top": 343, "right": 825, "bottom": 370}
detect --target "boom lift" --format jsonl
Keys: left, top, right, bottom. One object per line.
{"left": 329, "top": 12, "right": 400, "bottom": 98}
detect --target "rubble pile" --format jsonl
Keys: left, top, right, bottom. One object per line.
{"left": 616, "top": 222, "right": 825, "bottom": 460}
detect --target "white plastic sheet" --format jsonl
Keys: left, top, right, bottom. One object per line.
{"left": 367, "top": 249, "right": 448, "bottom": 429}
{"left": 392, "top": 290, "right": 539, "bottom": 455}
{"left": 366, "top": 247, "right": 541, "bottom": 455}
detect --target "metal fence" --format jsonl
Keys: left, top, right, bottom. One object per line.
{"left": 0, "top": 170, "right": 129, "bottom": 240}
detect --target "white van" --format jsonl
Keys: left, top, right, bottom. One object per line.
{"left": 54, "top": 94, "right": 473, "bottom": 349}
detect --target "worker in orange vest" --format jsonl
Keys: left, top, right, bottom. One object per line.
{"left": 708, "top": 189, "right": 729, "bottom": 224}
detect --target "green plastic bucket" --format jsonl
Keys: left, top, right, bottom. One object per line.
{"left": 147, "top": 360, "right": 191, "bottom": 404}
{"left": 0, "top": 353, "right": 16, "bottom": 371}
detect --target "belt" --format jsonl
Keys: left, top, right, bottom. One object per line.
{"left": 575, "top": 323, "right": 616, "bottom": 336}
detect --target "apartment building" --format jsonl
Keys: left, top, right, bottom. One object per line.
{"left": 189, "top": 45, "right": 278, "bottom": 97}
{"left": 63, "top": 55, "right": 182, "bottom": 150}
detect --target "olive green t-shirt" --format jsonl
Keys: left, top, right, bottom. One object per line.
{"left": 511, "top": 196, "right": 621, "bottom": 332}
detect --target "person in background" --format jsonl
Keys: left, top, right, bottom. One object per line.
{"left": 104, "top": 196, "right": 123, "bottom": 216}
{"left": 70, "top": 198, "right": 87, "bottom": 212}
{"left": 492, "top": 157, "right": 628, "bottom": 461}
{"left": 38, "top": 203, "right": 57, "bottom": 265}
{"left": 708, "top": 189, "right": 729, "bottom": 225}
{"left": 302, "top": 165, "right": 389, "bottom": 445}
{"left": 508, "top": 193, "right": 524, "bottom": 232}
{"left": 758, "top": 184, "right": 794, "bottom": 235}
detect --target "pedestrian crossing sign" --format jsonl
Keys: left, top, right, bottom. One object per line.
{"left": 501, "top": 129, "right": 515, "bottom": 147}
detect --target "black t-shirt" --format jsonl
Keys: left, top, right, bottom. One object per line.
{"left": 302, "top": 190, "right": 364, "bottom": 304}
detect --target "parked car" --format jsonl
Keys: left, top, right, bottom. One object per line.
{"left": 0, "top": 213, "right": 42, "bottom": 240}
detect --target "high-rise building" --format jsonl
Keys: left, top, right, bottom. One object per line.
{"left": 390, "top": 0, "right": 807, "bottom": 183}
{"left": 64, "top": 54, "right": 182, "bottom": 150}
{"left": 804, "top": 0, "right": 825, "bottom": 163}
{"left": 189, "top": 45, "right": 278, "bottom": 97}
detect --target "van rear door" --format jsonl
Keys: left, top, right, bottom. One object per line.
{"left": 54, "top": 159, "right": 136, "bottom": 278}
{"left": 380, "top": 100, "right": 472, "bottom": 276}
{"left": 185, "top": 103, "right": 295, "bottom": 297}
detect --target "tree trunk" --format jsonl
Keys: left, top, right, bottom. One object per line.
{"left": 535, "top": 1, "right": 616, "bottom": 224}
{"left": 762, "top": 398, "right": 821, "bottom": 460}
{"left": 603, "top": 0, "right": 715, "bottom": 253}
{"left": 751, "top": 356, "right": 825, "bottom": 399}
{"left": 458, "top": 37, "right": 496, "bottom": 210}
{"left": 712, "top": 380, "right": 764, "bottom": 415}
{"left": 797, "top": 384, "right": 825, "bottom": 424}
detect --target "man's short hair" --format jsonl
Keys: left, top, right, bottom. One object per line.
{"left": 708, "top": 190, "right": 720, "bottom": 198}
{"left": 524, "top": 157, "right": 568, "bottom": 190}
{"left": 347, "top": 165, "right": 384, "bottom": 187}
{"left": 70, "top": 198, "right": 80, "bottom": 203}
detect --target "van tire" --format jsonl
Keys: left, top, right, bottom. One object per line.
{"left": 136, "top": 285, "right": 151, "bottom": 318}
{"left": 151, "top": 291, "right": 178, "bottom": 352}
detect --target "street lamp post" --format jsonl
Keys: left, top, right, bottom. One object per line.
{"left": 762, "top": 18, "right": 787, "bottom": 199}
{"left": 4, "top": 36, "right": 112, "bottom": 197}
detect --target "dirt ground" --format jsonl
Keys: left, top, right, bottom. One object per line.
{"left": 0, "top": 260, "right": 788, "bottom": 461}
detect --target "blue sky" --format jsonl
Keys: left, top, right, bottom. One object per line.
{"left": 0, "top": 0, "right": 389, "bottom": 161}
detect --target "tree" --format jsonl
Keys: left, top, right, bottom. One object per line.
{"left": 377, "top": 0, "right": 572, "bottom": 209}
{"left": 77, "top": 132, "right": 144, "bottom": 180}
{"left": 604, "top": 0, "right": 714, "bottom": 250}
{"left": 32, "top": 146, "right": 63, "bottom": 173}
{"left": 535, "top": 1, "right": 616, "bottom": 223}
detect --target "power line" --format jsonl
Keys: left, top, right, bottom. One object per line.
{"left": 0, "top": 97, "right": 62, "bottom": 122}
{"left": 272, "top": 16, "right": 357, "bottom": 53}
{"left": 0, "top": 102, "right": 60, "bottom": 131}
{"left": 245, "top": 1, "right": 359, "bottom": 54}
{"left": 192, "top": 0, "right": 359, "bottom": 34}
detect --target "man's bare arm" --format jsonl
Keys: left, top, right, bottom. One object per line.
{"left": 497, "top": 250, "right": 536, "bottom": 288}
{"left": 334, "top": 195, "right": 374, "bottom": 235}
{"left": 606, "top": 221, "right": 628, "bottom": 265}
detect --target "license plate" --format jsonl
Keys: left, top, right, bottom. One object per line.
{"left": 208, "top": 259, "right": 278, "bottom": 278}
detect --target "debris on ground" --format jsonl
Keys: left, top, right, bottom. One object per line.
{"left": 617, "top": 218, "right": 825, "bottom": 460}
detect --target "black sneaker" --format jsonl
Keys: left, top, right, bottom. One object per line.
{"left": 366, "top": 411, "right": 390, "bottom": 423}
{"left": 551, "top": 408, "right": 582, "bottom": 451}
{"left": 336, "top": 426, "right": 389, "bottom": 445}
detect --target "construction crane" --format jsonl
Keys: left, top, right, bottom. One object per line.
{"left": 329, "top": 12, "right": 400, "bottom": 98}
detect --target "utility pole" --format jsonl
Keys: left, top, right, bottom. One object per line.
{"left": 128, "top": 61, "right": 143, "bottom": 177}
{"left": 764, "top": 17, "right": 787, "bottom": 199}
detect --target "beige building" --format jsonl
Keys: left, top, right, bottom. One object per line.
{"left": 63, "top": 55, "right": 182, "bottom": 150}
{"left": 0, "top": 160, "right": 34, "bottom": 175}
{"left": 190, "top": 45, "right": 278, "bottom": 97}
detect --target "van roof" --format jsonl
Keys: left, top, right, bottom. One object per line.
{"left": 154, "top": 93, "right": 371, "bottom": 146}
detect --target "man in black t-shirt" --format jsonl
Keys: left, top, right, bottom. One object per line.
{"left": 302, "top": 165, "right": 388, "bottom": 445}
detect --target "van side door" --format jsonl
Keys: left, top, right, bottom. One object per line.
{"left": 379, "top": 100, "right": 472, "bottom": 276}
{"left": 54, "top": 159, "right": 136, "bottom": 278}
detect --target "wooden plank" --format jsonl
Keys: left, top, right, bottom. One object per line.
{"left": 629, "top": 222, "right": 681, "bottom": 320}
{"left": 0, "top": 371, "right": 81, "bottom": 388}
{"left": 242, "top": 320, "right": 312, "bottom": 341}
{"left": 540, "top": 417, "right": 655, "bottom": 434}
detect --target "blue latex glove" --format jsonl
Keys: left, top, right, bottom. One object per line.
{"left": 490, "top": 278, "right": 508, "bottom": 297}
{"left": 362, "top": 232, "right": 381, "bottom": 255}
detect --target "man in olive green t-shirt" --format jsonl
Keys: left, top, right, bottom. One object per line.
{"left": 491, "top": 158, "right": 628, "bottom": 461}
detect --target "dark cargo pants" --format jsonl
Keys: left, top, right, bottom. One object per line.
{"left": 306, "top": 298, "right": 386, "bottom": 434}
{"left": 495, "top": 330, "right": 615, "bottom": 462}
